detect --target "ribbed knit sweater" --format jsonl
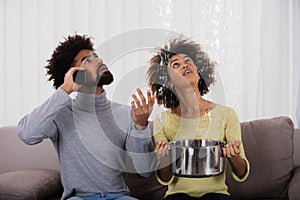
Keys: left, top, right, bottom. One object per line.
{"left": 154, "top": 104, "right": 250, "bottom": 198}
{"left": 18, "top": 88, "right": 153, "bottom": 199}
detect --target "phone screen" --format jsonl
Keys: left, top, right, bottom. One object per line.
{"left": 73, "top": 70, "right": 87, "bottom": 85}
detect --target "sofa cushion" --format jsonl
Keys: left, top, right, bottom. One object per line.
{"left": 226, "top": 116, "right": 294, "bottom": 200}
{"left": 0, "top": 169, "right": 62, "bottom": 200}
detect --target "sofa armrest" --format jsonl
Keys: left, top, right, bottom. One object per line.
{"left": 294, "top": 129, "right": 300, "bottom": 167}
{"left": 288, "top": 167, "right": 300, "bottom": 200}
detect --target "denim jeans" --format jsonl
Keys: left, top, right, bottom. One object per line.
{"left": 67, "top": 193, "right": 138, "bottom": 200}
{"left": 164, "top": 193, "right": 232, "bottom": 200}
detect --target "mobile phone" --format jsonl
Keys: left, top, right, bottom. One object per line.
{"left": 73, "top": 70, "right": 87, "bottom": 85}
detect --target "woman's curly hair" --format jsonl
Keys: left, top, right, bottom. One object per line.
{"left": 146, "top": 36, "right": 216, "bottom": 110}
{"left": 45, "top": 34, "right": 94, "bottom": 89}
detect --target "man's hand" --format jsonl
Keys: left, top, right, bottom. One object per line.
{"left": 131, "top": 88, "right": 155, "bottom": 130}
{"left": 60, "top": 67, "right": 81, "bottom": 94}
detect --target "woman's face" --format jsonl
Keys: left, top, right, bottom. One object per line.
{"left": 167, "top": 54, "right": 200, "bottom": 88}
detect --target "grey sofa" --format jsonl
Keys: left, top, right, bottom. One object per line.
{"left": 0, "top": 116, "right": 300, "bottom": 200}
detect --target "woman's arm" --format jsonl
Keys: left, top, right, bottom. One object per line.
{"left": 155, "top": 141, "right": 173, "bottom": 182}
{"left": 223, "top": 141, "right": 247, "bottom": 178}
{"left": 224, "top": 107, "right": 250, "bottom": 180}
{"left": 153, "top": 113, "right": 175, "bottom": 183}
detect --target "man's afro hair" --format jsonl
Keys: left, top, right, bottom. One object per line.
{"left": 45, "top": 34, "right": 94, "bottom": 89}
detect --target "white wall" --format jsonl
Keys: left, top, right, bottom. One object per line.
{"left": 0, "top": 0, "right": 299, "bottom": 126}
{"left": 0, "top": 0, "right": 156, "bottom": 125}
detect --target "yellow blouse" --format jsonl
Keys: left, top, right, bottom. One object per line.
{"left": 154, "top": 104, "right": 250, "bottom": 198}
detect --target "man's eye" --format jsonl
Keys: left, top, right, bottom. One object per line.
{"left": 84, "top": 58, "right": 91, "bottom": 64}
{"left": 186, "top": 59, "right": 192, "bottom": 63}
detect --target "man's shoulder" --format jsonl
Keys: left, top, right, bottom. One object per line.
{"left": 110, "top": 101, "right": 130, "bottom": 111}
{"left": 109, "top": 101, "right": 132, "bottom": 120}
{"left": 55, "top": 103, "right": 72, "bottom": 117}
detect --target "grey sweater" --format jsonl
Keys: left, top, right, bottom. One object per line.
{"left": 18, "top": 88, "right": 154, "bottom": 199}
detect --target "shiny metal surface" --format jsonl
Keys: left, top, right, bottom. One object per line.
{"left": 169, "top": 139, "right": 225, "bottom": 178}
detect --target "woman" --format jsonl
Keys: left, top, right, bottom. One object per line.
{"left": 146, "top": 36, "right": 250, "bottom": 200}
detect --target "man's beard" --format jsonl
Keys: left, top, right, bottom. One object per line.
{"left": 83, "top": 68, "right": 114, "bottom": 87}
{"left": 96, "top": 71, "right": 114, "bottom": 86}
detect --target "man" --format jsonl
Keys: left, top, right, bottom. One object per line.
{"left": 18, "top": 34, "right": 155, "bottom": 200}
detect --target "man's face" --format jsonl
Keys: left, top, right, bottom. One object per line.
{"left": 73, "top": 49, "right": 113, "bottom": 86}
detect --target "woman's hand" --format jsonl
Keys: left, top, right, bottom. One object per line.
{"left": 223, "top": 141, "right": 241, "bottom": 158}
{"left": 131, "top": 88, "right": 155, "bottom": 130}
{"left": 154, "top": 141, "right": 169, "bottom": 157}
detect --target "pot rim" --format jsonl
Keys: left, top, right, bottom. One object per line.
{"left": 169, "top": 139, "right": 226, "bottom": 148}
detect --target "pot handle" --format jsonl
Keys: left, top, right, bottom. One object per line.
{"left": 218, "top": 141, "right": 226, "bottom": 148}
{"left": 218, "top": 141, "right": 226, "bottom": 157}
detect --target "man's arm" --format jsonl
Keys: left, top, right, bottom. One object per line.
{"left": 125, "top": 125, "right": 156, "bottom": 177}
{"left": 18, "top": 67, "right": 80, "bottom": 144}
{"left": 125, "top": 88, "right": 156, "bottom": 177}
{"left": 18, "top": 88, "right": 71, "bottom": 144}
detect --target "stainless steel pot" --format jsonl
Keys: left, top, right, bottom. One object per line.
{"left": 169, "top": 139, "right": 225, "bottom": 178}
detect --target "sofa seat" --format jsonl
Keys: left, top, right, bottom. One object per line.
{"left": 1, "top": 116, "right": 300, "bottom": 200}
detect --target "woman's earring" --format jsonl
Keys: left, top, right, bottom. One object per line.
{"left": 169, "top": 82, "right": 174, "bottom": 89}
{"left": 198, "top": 72, "right": 202, "bottom": 79}
{"left": 198, "top": 72, "right": 209, "bottom": 95}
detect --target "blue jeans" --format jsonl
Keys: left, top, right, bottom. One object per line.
{"left": 164, "top": 193, "right": 232, "bottom": 200}
{"left": 67, "top": 193, "right": 138, "bottom": 200}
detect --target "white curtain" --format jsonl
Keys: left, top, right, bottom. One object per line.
{"left": 242, "top": 0, "right": 300, "bottom": 124}
{"left": 0, "top": 0, "right": 299, "bottom": 127}
{"left": 293, "top": 0, "right": 300, "bottom": 128}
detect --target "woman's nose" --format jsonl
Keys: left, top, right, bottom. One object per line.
{"left": 182, "top": 64, "right": 188, "bottom": 69}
